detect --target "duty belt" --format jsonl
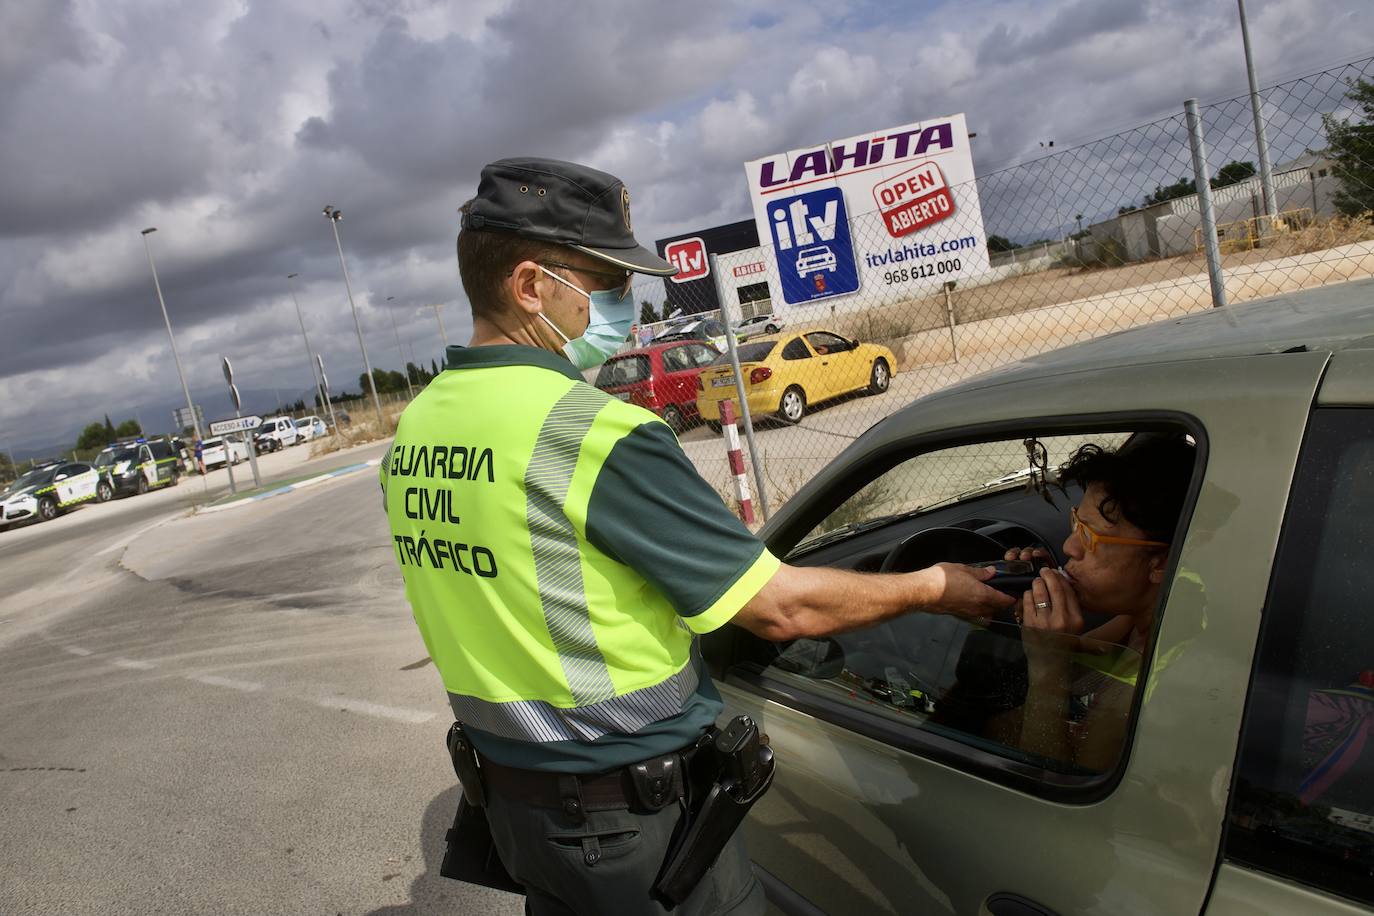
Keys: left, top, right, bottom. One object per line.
{"left": 474, "top": 740, "right": 695, "bottom": 815}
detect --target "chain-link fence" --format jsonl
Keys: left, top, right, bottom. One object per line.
{"left": 602, "top": 56, "right": 1374, "bottom": 518}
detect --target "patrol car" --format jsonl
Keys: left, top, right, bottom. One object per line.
{"left": 93, "top": 438, "right": 182, "bottom": 497}
{"left": 0, "top": 461, "right": 110, "bottom": 529}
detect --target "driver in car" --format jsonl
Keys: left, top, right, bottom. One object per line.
{"left": 999, "top": 436, "right": 1194, "bottom": 771}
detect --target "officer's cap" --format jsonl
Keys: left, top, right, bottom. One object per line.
{"left": 461, "top": 158, "right": 677, "bottom": 277}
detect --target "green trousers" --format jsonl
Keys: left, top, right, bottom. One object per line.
{"left": 485, "top": 788, "right": 766, "bottom": 916}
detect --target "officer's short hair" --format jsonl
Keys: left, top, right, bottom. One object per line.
{"left": 457, "top": 199, "right": 561, "bottom": 320}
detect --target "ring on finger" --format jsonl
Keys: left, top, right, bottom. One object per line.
{"left": 1035, "top": 601, "right": 1050, "bottom": 609}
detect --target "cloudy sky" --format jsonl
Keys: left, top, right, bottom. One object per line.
{"left": 1, "top": 0, "right": 1368, "bottom": 456}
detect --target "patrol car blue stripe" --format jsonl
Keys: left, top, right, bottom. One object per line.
{"left": 525, "top": 385, "right": 617, "bottom": 707}
{"left": 447, "top": 658, "right": 701, "bottom": 742}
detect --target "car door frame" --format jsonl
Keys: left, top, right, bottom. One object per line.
{"left": 708, "top": 351, "right": 1330, "bottom": 916}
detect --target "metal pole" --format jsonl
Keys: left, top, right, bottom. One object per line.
{"left": 1185, "top": 99, "right": 1228, "bottom": 309}
{"left": 1237, "top": 0, "right": 1278, "bottom": 220}
{"left": 323, "top": 207, "right": 386, "bottom": 429}
{"left": 385, "top": 297, "right": 416, "bottom": 399}
{"left": 140, "top": 229, "right": 204, "bottom": 443}
{"left": 432, "top": 303, "right": 448, "bottom": 345}
{"left": 709, "top": 254, "right": 770, "bottom": 522}
{"left": 317, "top": 354, "right": 340, "bottom": 435}
{"left": 286, "top": 273, "right": 329, "bottom": 415}
{"left": 237, "top": 407, "right": 262, "bottom": 489}
{"left": 943, "top": 282, "right": 960, "bottom": 362}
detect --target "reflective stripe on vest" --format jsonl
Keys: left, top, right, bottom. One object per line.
{"left": 383, "top": 363, "right": 698, "bottom": 745}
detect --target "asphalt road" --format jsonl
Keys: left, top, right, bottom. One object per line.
{"left": 0, "top": 442, "right": 523, "bottom": 915}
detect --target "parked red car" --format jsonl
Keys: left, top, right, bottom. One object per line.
{"left": 593, "top": 340, "right": 721, "bottom": 432}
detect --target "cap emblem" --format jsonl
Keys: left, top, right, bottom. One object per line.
{"left": 621, "top": 187, "right": 632, "bottom": 232}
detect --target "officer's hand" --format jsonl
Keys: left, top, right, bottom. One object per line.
{"left": 916, "top": 563, "right": 1017, "bottom": 622}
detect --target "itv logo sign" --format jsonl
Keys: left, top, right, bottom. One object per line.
{"left": 767, "top": 188, "right": 859, "bottom": 305}
{"left": 665, "top": 237, "right": 709, "bottom": 284}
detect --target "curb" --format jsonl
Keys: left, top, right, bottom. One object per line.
{"left": 194, "top": 459, "right": 380, "bottom": 514}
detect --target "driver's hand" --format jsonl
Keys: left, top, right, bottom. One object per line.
{"left": 919, "top": 563, "right": 1016, "bottom": 621}
{"left": 1004, "top": 545, "right": 1057, "bottom": 566}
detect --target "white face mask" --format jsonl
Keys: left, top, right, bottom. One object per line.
{"left": 537, "top": 266, "right": 635, "bottom": 370}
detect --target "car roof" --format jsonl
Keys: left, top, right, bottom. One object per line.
{"left": 942, "top": 277, "right": 1374, "bottom": 396}
{"left": 737, "top": 326, "right": 841, "bottom": 344}
{"left": 614, "top": 339, "right": 720, "bottom": 358}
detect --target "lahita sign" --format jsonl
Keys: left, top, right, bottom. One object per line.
{"left": 743, "top": 114, "right": 989, "bottom": 306}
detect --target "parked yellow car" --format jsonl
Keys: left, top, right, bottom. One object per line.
{"left": 695, "top": 327, "right": 897, "bottom": 428}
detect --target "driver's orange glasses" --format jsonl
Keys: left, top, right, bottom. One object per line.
{"left": 1071, "top": 507, "right": 1168, "bottom": 553}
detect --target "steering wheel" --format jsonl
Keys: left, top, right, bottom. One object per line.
{"left": 878, "top": 526, "right": 1011, "bottom": 574}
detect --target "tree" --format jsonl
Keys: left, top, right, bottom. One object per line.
{"left": 1211, "top": 160, "right": 1257, "bottom": 189}
{"left": 76, "top": 422, "right": 110, "bottom": 451}
{"left": 1324, "top": 77, "right": 1374, "bottom": 217}
{"left": 987, "top": 235, "right": 1020, "bottom": 253}
{"left": 639, "top": 301, "right": 659, "bottom": 325}
{"left": 431, "top": 358, "right": 440, "bottom": 377}
{"left": 103, "top": 414, "right": 116, "bottom": 439}
{"left": 115, "top": 419, "right": 141, "bottom": 437}
{"left": 1143, "top": 177, "right": 1196, "bottom": 207}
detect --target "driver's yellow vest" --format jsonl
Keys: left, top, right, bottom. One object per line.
{"left": 381, "top": 363, "right": 704, "bottom": 744}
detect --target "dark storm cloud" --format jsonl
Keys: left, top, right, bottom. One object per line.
{"left": 0, "top": 0, "right": 1369, "bottom": 457}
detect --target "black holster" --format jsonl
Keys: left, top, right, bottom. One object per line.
{"left": 438, "top": 724, "right": 525, "bottom": 894}
{"left": 654, "top": 715, "right": 776, "bottom": 907}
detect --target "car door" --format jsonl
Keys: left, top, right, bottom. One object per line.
{"left": 661, "top": 344, "right": 709, "bottom": 409}
{"left": 138, "top": 445, "right": 157, "bottom": 487}
{"left": 706, "top": 351, "right": 1328, "bottom": 915}
{"left": 805, "top": 330, "right": 863, "bottom": 396}
{"left": 53, "top": 464, "right": 83, "bottom": 505}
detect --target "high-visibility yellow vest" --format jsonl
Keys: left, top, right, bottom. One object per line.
{"left": 382, "top": 345, "right": 777, "bottom": 770}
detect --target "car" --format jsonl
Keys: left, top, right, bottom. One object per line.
{"left": 734, "top": 313, "right": 784, "bottom": 337}
{"left": 592, "top": 340, "right": 721, "bottom": 432}
{"left": 794, "top": 245, "right": 837, "bottom": 277}
{"left": 201, "top": 435, "right": 248, "bottom": 470}
{"left": 0, "top": 461, "right": 109, "bottom": 528}
{"left": 703, "top": 279, "right": 1374, "bottom": 915}
{"left": 294, "top": 415, "right": 328, "bottom": 442}
{"left": 253, "top": 416, "right": 299, "bottom": 452}
{"left": 652, "top": 317, "right": 743, "bottom": 352}
{"left": 93, "top": 438, "right": 181, "bottom": 496}
{"left": 695, "top": 327, "right": 896, "bottom": 430}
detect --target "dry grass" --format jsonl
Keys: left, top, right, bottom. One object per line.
{"left": 309, "top": 402, "right": 406, "bottom": 457}
{"left": 1262, "top": 213, "right": 1374, "bottom": 257}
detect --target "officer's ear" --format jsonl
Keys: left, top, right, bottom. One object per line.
{"left": 507, "top": 260, "right": 547, "bottom": 316}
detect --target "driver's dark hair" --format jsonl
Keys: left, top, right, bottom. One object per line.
{"left": 1061, "top": 436, "right": 1195, "bottom": 543}
{"left": 457, "top": 199, "right": 561, "bottom": 321}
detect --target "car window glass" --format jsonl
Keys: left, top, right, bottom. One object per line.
{"left": 686, "top": 345, "right": 716, "bottom": 368}
{"left": 781, "top": 338, "right": 811, "bottom": 361}
{"left": 662, "top": 347, "right": 692, "bottom": 373}
{"left": 595, "top": 356, "right": 649, "bottom": 387}
{"left": 710, "top": 342, "right": 776, "bottom": 366}
{"left": 1225, "top": 409, "right": 1374, "bottom": 907}
{"left": 730, "top": 428, "right": 1195, "bottom": 789}
{"left": 805, "top": 331, "right": 848, "bottom": 353}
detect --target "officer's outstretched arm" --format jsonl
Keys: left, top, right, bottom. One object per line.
{"left": 732, "top": 562, "right": 1015, "bottom": 642}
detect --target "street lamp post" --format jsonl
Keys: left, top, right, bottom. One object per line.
{"left": 1238, "top": 0, "right": 1278, "bottom": 220}
{"left": 322, "top": 206, "right": 385, "bottom": 429}
{"left": 431, "top": 303, "right": 448, "bottom": 346}
{"left": 140, "top": 228, "right": 203, "bottom": 443}
{"left": 285, "top": 273, "right": 330, "bottom": 417}
{"left": 385, "top": 297, "right": 416, "bottom": 399}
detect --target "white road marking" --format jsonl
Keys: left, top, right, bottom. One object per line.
{"left": 289, "top": 473, "right": 335, "bottom": 489}
{"left": 317, "top": 695, "right": 435, "bottom": 724}
{"left": 110, "top": 657, "right": 156, "bottom": 670}
{"left": 63, "top": 646, "right": 93, "bottom": 656}
{"left": 188, "top": 674, "right": 263, "bottom": 692}
{"left": 96, "top": 517, "right": 177, "bottom": 557}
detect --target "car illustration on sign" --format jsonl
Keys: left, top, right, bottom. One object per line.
{"left": 794, "top": 246, "right": 837, "bottom": 277}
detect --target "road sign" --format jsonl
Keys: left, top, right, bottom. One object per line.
{"left": 316, "top": 354, "right": 329, "bottom": 393}
{"left": 208, "top": 416, "right": 262, "bottom": 436}
{"left": 173, "top": 404, "right": 205, "bottom": 431}
{"left": 222, "top": 357, "right": 235, "bottom": 385}
{"left": 766, "top": 187, "right": 860, "bottom": 305}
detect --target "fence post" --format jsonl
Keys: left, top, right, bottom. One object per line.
{"left": 1185, "top": 98, "right": 1228, "bottom": 309}
{"left": 709, "top": 254, "right": 770, "bottom": 522}
{"left": 719, "top": 400, "right": 754, "bottom": 525}
{"left": 943, "top": 281, "right": 959, "bottom": 363}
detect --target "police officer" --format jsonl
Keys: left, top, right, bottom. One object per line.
{"left": 381, "top": 158, "right": 1014, "bottom": 915}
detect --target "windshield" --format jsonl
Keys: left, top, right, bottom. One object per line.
{"left": 710, "top": 342, "right": 776, "bottom": 366}
{"left": 95, "top": 446, "right": 139, "bottom": 468}
{"left": 8, "top": 467, "right": 55, "bottom": 491}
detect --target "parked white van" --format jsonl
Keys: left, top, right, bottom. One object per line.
{"left": 253, "top": 416, "right": 299, "bottom": 452}
{"left": 201, "top": 435, "right": 248, "bottom": 470}
{"left": 294, "top": 415, "right": 328, "bottom": 442}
